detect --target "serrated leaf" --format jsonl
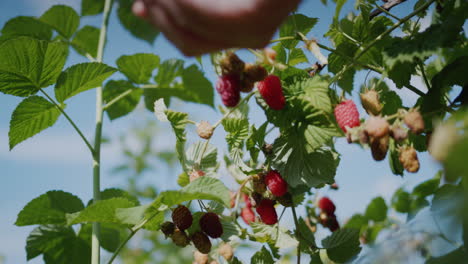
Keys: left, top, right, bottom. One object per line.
{"left": 223, "top": 118, "right": 250, "bottom": 169}
{"left": 251, "top": 246, "right": 274, "bottom": 264}
{"left": 155, "top": 59, "right": 184, "bottom": 86}
{"left": 88, "top": 188, "right": 140, "bottom": 206}
{"left": 280, "top": 14, "right": 318, "bottom": 49}
{"left": 322, "top": 228, "right": 361, "bottom": 263}
{"left": 180, "top": 64, "right": 214, "bottom": 107}
{"left": 16, "top": 191, "right": 84, "bottom": 226}
{"left": 26, "top": 225, "right": 90, "bottom": 263}
{"left": 40, "top": 5, "right": 79, "bottom": 39}
{"left": 251, "top": 222, "right": 298, "bottom": 249}
{"left": 152, "top": 177, "right": 231, "bottom": 209}
{"left": 117, "top": 0, "right": 160, "bottom": 43}
{"left": 186, "top": 141, "right": 218, "bottom": 172}
{"left": 288, "top": 48, "right": 309, "bottom": 66}
{"left": 103, "top": 80, "right": 142, "bottom": 120}
{"left": 78, "top": 223, "right": 123, "bottom": 253}
{"left": 0, "top": 37, "right": 68, "bottom": 96}
{"left": 67, "top": 198, "right": 137, "bottom": 225}
{"left": 81, "top": 0, "right": 104, "bottom": 16}
{"left": 116, "top": 53, "right": 160, "bottom": 84}
{"left": 55, "top": 62, "right": 117, "bottom": 102}
{"left": 115, "top": 204, "right": 151, "bottom": 226}
{"left": 364, "top": 197, "right": 387, "bottom": 222}
{"left": 9, "top": 96, "right": 61, "bottom": 150}
{"left": 1, "top": 16, "right": 52, "bottom": 40}
{"left": 71, "top": 26, "right": 99, "bottom": 58}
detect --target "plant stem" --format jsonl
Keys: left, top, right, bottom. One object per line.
{"left": 103, "top": 88, "right": 136, "bottom": 110}
{"left": 291, "top": 205, "right": 301, "bottom": 264}
{"left": 374, "top": 3, "right": 403, "bottom": 22}
{"left": 270, "top": 36, "right": 296, "bottom": 43}
{"left": 213, "top": 92, "right": 255, "bottom": 128}
{"left": 39, "top": 89, "right": 95, "bottom": 154}
{"left": 92, "top": 0, "right": 114, "bottom": 263}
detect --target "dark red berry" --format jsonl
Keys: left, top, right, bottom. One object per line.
{"left": 264, "top": 170, "right": 288, "bottom": 197}
{"left": 257, "top": 75, "right": 286, "bottom": 110}
{"left": 256, "top": 199, "right": 278, "bottom": 225}
{"left": 172, "top": 205, "right": 193, "bottom": 230}
{"left": 318, "top": 197, "right": 336, "bottom": 215}
{"left": 199, "top": 212, "right": 223, "bottom": 238}
{"left": 216, "top": 74, "right": 241, "bottom": 107}
{"left": 191, "top": 231, "right": 212, "bottom": 254}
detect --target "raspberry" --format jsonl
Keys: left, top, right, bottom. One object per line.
{"left": 189, "top": 170, "right": 206, "bottom": 182}
{"left": 196, "top": 121, "right": 214, "bottom": 140}
{"left": 216, "top": 75, "right": 241, "bottom": 107}
{"left": 404, "top": 110, "right": 425, "bottom": 134}
{"left": 334, "top": 100, "right": 360, "bottom": 133}
{"left": 240, "top": 207, "right": 256, "bottom": 225}
{"left": 243, "top": 193, "right": 252, "bottom": 208}
{"left": 256, "top": 199, "right": 278, "bottom": 225}
{"left": 252, "top": 174, "right": 267, "bottom": 194}
{"left": 365, "top": 116, "right": 390, "bottom": 139}
{"left": 360, "top": 89, "right": 383, "bottom": 116}
{"left": 370, "top": 135, "right": 389, "bottom": 161}
{"left": 276, "top": 192, "right": 293, "bottom": 207}
{"left": 244, "top": 63, "right": 268, "bottom": 83}
{"left": 257, "top": 75, "right": 286, "bottom": 110}
{"left": 399, "top": 146, "right": 420, "bottom": 173}
{"left": 171, "top": 229, "right": 190, "bottom": 247}
{"left": 193, "top": 250, "right": 209, "bottom": 264}
{"left": 240, "top": 77, "right": 255, "bottom": 93}
{"left": 390, "top": 124, "right": 408, "bottom": 142}
{"left": 161, "top": 221, "right": 175, "bottom": 238}
{"left": 220, "top": 52, "right": 245, "bottom": 76}
{"left": 191, "top": 231, "right": 212, "bottom": 254}
{"left": 199, "top": 212, "right": 223, "bottom": 238}
{"left": 318, "top": 197, "right": 336, "bottom": 215}
{"left": 264, "top": 170, "right": 288, "bottom": 197}
{"left": 218, "top": 243, "right": 234, "bottom": 261}
{"left": 172, "top": 205, "right": 193, "bottom": 230}
{"left": 327, "top": 214, "right": 340, "bottom": 232}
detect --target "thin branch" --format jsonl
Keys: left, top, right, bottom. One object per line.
{"left": 39, "top": 89, "right": 95, "bottom": 154}
{"left": 370, "top": 0, "right": 408, "bottom": 20}
{"left": 291, "top": 205, "right": 301, "bottom": 264}
{"left": 103, "top": 88, "right": 136, "bottom": 110}
{"left": 373, "top": 3, "right": 404, "bottom": 22}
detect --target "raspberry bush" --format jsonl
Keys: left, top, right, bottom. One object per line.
{"left": 1, "top": 0, "right": 467, "bottom": 263}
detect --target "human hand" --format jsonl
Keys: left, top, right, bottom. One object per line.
{"left": 132, "top": 0, "right": 301, "bottom": 56}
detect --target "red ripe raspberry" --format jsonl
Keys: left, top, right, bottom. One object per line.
{"left": 216, "top": 75, "right": 241, "bottom": 107}
{"left": 327, "top": 214, "right": 340, "bottom": 232}
{"left": 199, "top": 212, "right": 223, "bottom": 238}
{"left": 318, "top": 197, "right": 336, "bottom": 215}
{"left": 241, "top": 207, "right": 256, "bottom": 225}
{"left": 172, "top": 205, "right": 193, "bottom": 230}
{"left": 264, "top": 170, "right": 288, "bottom": 197}
{"left": 257, "top": 75, "right": 286, "bottom": 110}
{"left": 243, "top": 193, "right": 252, "bottom": 208}
{"left": 256, "top": 199, "right": 278, "bottom": 225}
{"left": 334, "top": 100, "right": 360, "bottom": 133}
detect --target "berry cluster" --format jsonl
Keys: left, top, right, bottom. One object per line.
{"left": 161, "top": 205, "right": 224, "bottom": 254}
{"left": 334, "top": 90, "right": 425, "bottom": 173}
{"left": 215, "top": 51, "right": 286, "bottom": 110}
{"left": 238, "top": 170, "right": 290, "bottom": 226}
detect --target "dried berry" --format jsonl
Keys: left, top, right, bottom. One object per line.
{"left": 252, "top": 174, "right": 267, "bottom": 194}
{"left": 360, "top": 89, "right": 383, "bottom": 116}
{"left": 244, "top": 63, "right": 268, "bottom": 83}
{"left": 240, "top": 77, "right": 255, "bottom": 93}
{"left": 199, "top": 212, "right": 223, "bottom": 238}
{"left": 191, "top": 231, "right": 212, "bottom": 254}
{"left": 404, "top": 110, "right": 425, "bottom": 134}
{"left": 161, "top": 221, "right": 175, "bottom": 238}
{"left": 256, "top": 199, "right": 278, "bottom": 225}
{"left": 220, "top": 52, "right": 245, "bottom": 75}
{"left": 399, "top": 146, "right": 420, "bottom": 173}
{"left": 264, "top": 170, "right": 288, "bottom": 197}
{"left": 172, "top": 229, "right": 190, "bottom": 247}
{"left": 197, "top": 121, "right": 214, "bottom": 140}
{"left": 370, "top": 135, "right": 389, "bottom": 161}
{"left": 172, "top": 205, "right": 193, "bottom": 230}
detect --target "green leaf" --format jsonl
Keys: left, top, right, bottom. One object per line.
{"left": 117, "top": 0, "right": 160, "bottom": 43}
{"left": 71, "top": 26, "right": 99, "bottom": 58}
{"left": 364, "top": 197, "right": 387, "bottom": 222}
{"left": 88, "top": 188, "right": 140, "bottom": 206}
{"left": 288, "top": 48, "right": 309, "bottom": 66}
{"left": 251, "top": 222, "right": 298, "bottom": 249}
{"left": 16, "top": 191, "right": 84, "bottom": 226}
{"left": 186, "top": 141, "right": 218, "bottom": 173}
{"left": 155, "top": 59, "right": 184, "bottom": 86}
{"left": 321, "top": 228, "right": 361, "bottom": 263}
{"left": 78, "top": 223, "right": 123, "bottom": 253}
{"left": 26, "top": 225, "right": 90, "bottom": 263}
{"left": 388, "top": 138, "right": 404, "bottom": 176}
{"left": 55, "top": 62, "right": 117, "bottom": 102}
{"left": 412, "top": 172, "right": 440, "bottom": 198}
{"left": 280, "top": 14, "right": 318, "bottom": 49}
{"left": 296, "top": 218, "right": 317, "bottom": 249}
{"left": 103, "top": 80, "right": 142, "bottom": 120}
{"left": 430, "top": 184, "right": 464, "bottom": 242}
{"left": 0, "top": 37, "right": 68, "bottom": 97}
{"left": 1, "top": 16, "right": 52, "bottom": 40}
{"left": 81, "top": 0, "right": 104, "bottom": 16}
{"left": 251, "top": 246, "right": 274, "bottom": 264}
{"left": 40, "top": 5, "right": 80, "bottom": 39}
{"left": 116, "top": 53, "right": 160, "bottom": 84}
{"left": 391, "top": 188, "right": 411, "bottom": 213}
{"left": 344, "top": 214, "right": 368, "bottom": 230}
{"left": 180, "top": 64, "right": 214, "bottom": 107}
{"left": 222, "top": 118, "right": 250, "bottom": 169}
{"left": 9, "top": 96, "right": 61, "bottom": 150}
{"left": 67, "top": 197, "right": 137, "bottom": 225}
{"left": 115, "top": 204, "right": 151, "bottom": 226}
{"left": 152, "top": 177, "right": 231, "bottom": 209}
{"left": 177, "top": 172, "right": 190, "bottom": 187}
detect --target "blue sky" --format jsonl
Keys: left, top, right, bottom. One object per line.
{"left": 0, "top": 0, "right": 444, "bottom": 263}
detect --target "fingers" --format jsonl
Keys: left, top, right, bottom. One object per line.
{"left": 142, "top": 2, "right": 227, "bottom": 56}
